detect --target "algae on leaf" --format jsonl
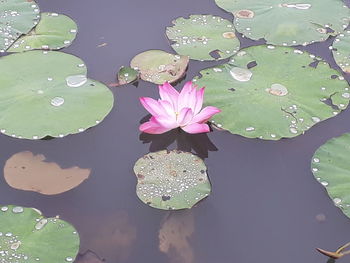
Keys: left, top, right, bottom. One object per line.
{"left": 215, "top": 0, "right": 350, "bottom": 46}
{"left": 133, "top": 150, "right": 211, "bottom": 210}
{"left": 194, "top": 45, "right": 350, "bottom": 140}
{"left": 130, "top": 50, "right": 189, "bottom": 84}
{"left": 0, "top": 0, "right": 40, "bottom": 51}
{"left": 0, "top": 205, "right": 80, "bottom": 263}
{"left": 8, "top": 12, "right": 78, "bottom": 52}
{"left": 166, "top": 14, "right": 240, "bottom": 61}
{"left": 0, "top": 51, "right": 114, "bottom": 140}
{"left": 312, "top": 133, "right": 350, "bottom": 219}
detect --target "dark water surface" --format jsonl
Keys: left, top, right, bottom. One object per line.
{"left": 1, "top": 0, "right": 350, "bottom": 262}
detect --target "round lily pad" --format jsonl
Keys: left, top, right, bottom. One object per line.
{"left": 0, "top": 205, "right": 80, "bottom": 263}
{"left": 116, "top": 66, "right": 138, "bottom": 86}
{"left": 332, "top": 30, "right": 350, "bottom": 74}
{"left": 130, "top": 50, "right": 189, "bottom": 84}
{"left": 133, "top": 150, "right": 211, "bottom": 210}
{"left": 0, "top": 50, "right": 114, "bottom": 140}
{"left": 0, "top": 0, "right": 40, "bottom": 52}
{"left": 166, "top": 14, "right": 240, "bottom": 61}
{"left": 214, "top": 0, "right": 350, "bottom": 46}
{"left": 8, "top": 12, "right": 78, "bottom": 52}
{"left": 311, "top": 133, "right": 350, "bottom": 219}
{"left": 194, "top": 45, "right": 350, "bottom": 140}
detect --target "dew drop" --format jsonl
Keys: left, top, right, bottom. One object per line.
{"left": 230, "top": 67, "right": 252, "bottom": 82}
{"left": 35, "top": 219, "right": 48, "bottom": 230}
{"left": 266, "top": 83, "right": 288, "bottom": 96}
{"left": 51, "top": 97, "right": 65, "bottom": 107}
{"left": 321, "top": 181, "right": 329, "bottom": 187}
{"left": 312, "top": 117, "right": 321, "bottom": 123}
{"left": 66, "top": 75, "right": 87, "bottom": 87}
{"left": 12, "top": 206, "right": 23, "bottom": 213}
{"left": 333, "top": 198, "right": 342, "bottom": 205}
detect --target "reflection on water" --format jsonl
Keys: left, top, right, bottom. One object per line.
{"left": 140, "top": 128, "right": 218, "bottom": 159}
{"left": 75, "top": 250, "right": 105, "bottom": 263}
{"left": 159, "top": 211, "right": 195, "bottom": 263}
{"left": 79, "top": 211, "right": 137, "bottom": 262}
{"left": 3, "top": 151, "right": 91, "bottom": 195}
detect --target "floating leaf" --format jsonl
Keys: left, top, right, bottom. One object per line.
{"left": 311, "top": 133, "right": 350, "bottom": 219}
{"left": 194, "top": 45, "right": 350, "bottom": 140}
{"left": 0, "top": 205, "right": 80, "bottom": 263}
{"left": 0, "top": 51, "right": 114, "bottom": 140}
{"left": 130, "top": 50, "right": 189, "bottom": 84}
{"left": 214, "top": 0, "right": 350, "bottom": 46}
{"left": 0, "top": 0, "right": 40, "bottom": 52}
{"left": 332, "top": 30, "right": 350, "bottom": 74}
{"left": 4, "top": 151, "right": 91, "bottom": 195}
{"left": 8, "top": 12, "right": 78, "bottom": 52}
{"left": 166, "top": 14, "right": 240, "bottom": 61}
{"left": 115, "top": 66, "right": 138, "bottom": 86}
{"left": 133, "top": 150, "right": 211, "bottom": 210}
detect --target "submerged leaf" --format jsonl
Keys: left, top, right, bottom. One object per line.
{"left": 8, "top": 12, "right": 78, "bottom": 52}
{"left": 194, "top": 45, "right": 350, "bottom": 140}
{"left": 215, "top": 0, "right": 350, "bottom": 46}
{"left": 159, "top": 212, "right": 195, "bottom": 263}
{"left": 0, "top": 205, "right": 80, "bottom": 263}
{"left": 0, "top": 51, "right": 114, "bottom": 140}
{"left": 312, "top": 133, "right": 350, "bottom": 219}
{"left": 130, "top": 50, "right": 189, "bottom": 84}
{"left": 166, "top": 14, "right": 240, "bottom": 61}
{"left": 133, "top": 150, "right": 211, "bottom": 210}
{"left": 0, "top": 0, "right": 40, "bottom": 52}
{"left": 332, "top": 30, "right": 350, "bottom": 74}
{"left": 4, "top": 151, "right": 90, "bottom": 195}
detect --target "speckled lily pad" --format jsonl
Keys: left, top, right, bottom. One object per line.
{"left": 214, "top": 0, "right": 350, "bottom": 46}
{"left": 0, "top": 205, "right": 80, "bottom": 263}
{"left": 0, "top": 0, "right": 40, "bottom": 52}
{"left": 8, "top": 12, "right": 78, "bottom": 52}
{"left": 133, "top": 150, "right": 211, "bottom": 210}
{"left": 0, "top": 51, "right": 114, "bottom": 140}
{"left": 194, "top": 45, "right": 350, "bottom": 140}
{"left": 166, "top": 14, "right": 240, "bottom": 61}
{"left": 332, "top": 30, "right": 350, "bottom": 74}
{"left": 130, "top": 50, "right": 189, "bottom": 84}
{"left": 311, "top": 133, "right": 350, "bottom": 219}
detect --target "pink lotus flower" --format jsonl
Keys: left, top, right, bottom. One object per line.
{"left": 139, "top": 81, "right": 221, "bottom": 134}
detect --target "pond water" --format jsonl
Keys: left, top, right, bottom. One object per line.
{"left": 1, "top": 0, "right": 350, "bottom": 262}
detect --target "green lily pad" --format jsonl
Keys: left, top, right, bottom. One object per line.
{"left": 0, "top": 205, "right": 80, "bottom": 263}
{"left": 0, "top": 0, "right": 40, "bottom": 52}
{"left": 214, "top": 0, "right": 350, "bottom": 46}
{"left": 8, "top": 12, "right": 78, "bottom": 52}
{"left": 0, "top": 51, "right": 114, "bottom": 140}
{"left": 116, "top": 66, "right": 139, "bottom": 86}
{"left": 130, "top": 50, "right": 189, "bottom": 84}
{"left": 166, "top": 14, "right": 240, "bottom": 61}
{"left": 133, "top": 150, "right": 211, "bottom": 210}
{"left": 332, "top": 30, "right": 350, "bottom": 74}
{"left": 194, "top": 45, "right": 350, "bottom": 140}
{"left": 311, "top": 133, "right": 350, "bottom": 219}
